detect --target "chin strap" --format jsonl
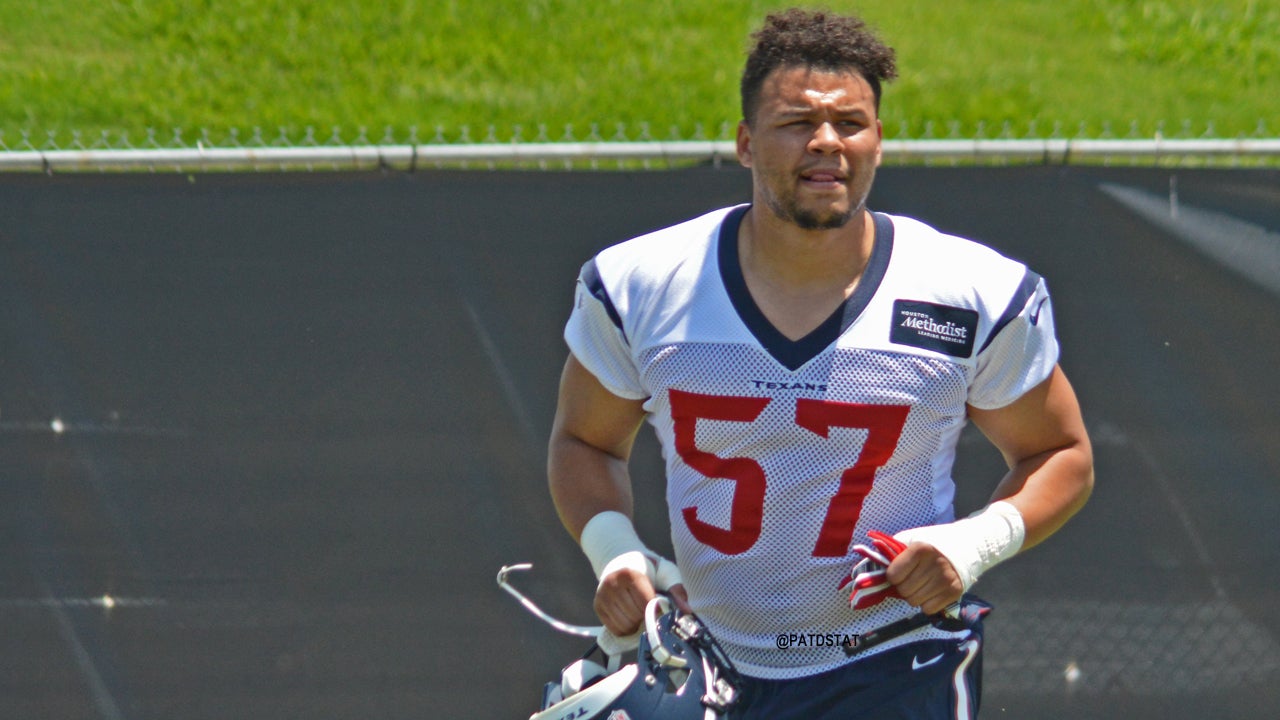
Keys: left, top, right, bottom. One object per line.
{"left": 496, "top": 563, "right": 603, "bottom": 636}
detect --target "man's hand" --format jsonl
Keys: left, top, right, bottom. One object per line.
{"left": 842, "top": 530, "right": 963, "bottom": 616}
{"left": 885, "top": 542, "right": 964, "bottom": 616}
{"left": 594, "top": 569, "right": 690, "bottom": 636}
{"left": 843, "top": 500, "right": 1026, "bottom": 616}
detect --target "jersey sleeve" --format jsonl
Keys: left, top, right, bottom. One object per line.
{"left": 968, "top": 271, "right": 1060, "bottom": 409}
{"left": 563, "top": 259, "right": 648, "bottom": 400}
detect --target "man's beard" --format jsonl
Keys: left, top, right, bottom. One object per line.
{"left": 759, "top": 177, "right": 863, "bottom": 230}
{"left": 764, "top": 191, "right": 856, "bottom": 230}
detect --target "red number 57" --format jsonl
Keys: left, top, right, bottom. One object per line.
{"left": 670, "top": 389, "right": 909, "bottom": 557}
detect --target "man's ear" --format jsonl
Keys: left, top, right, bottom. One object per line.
{"left": 874, "top": 119, "right": 883, "bottom": 168}
{"left": 736, "top": 120, "right": 753, "bottom": 168}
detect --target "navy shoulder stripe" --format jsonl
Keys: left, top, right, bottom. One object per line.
{"left": 580, "top": 258, "right": 627, "bottom": 339}
{"left": 980, "top": 269, "right": 1042, "bottom": 353}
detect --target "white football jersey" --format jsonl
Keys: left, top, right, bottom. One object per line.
{"left": 564, "top": 205, "right": 1058, "bottom": 679}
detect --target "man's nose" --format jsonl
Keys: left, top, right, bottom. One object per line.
{"left": 809, "top": 122, "right": 842, "bottom": 152}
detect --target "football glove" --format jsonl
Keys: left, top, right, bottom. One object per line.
{"left": 838, "top": 530, "right": 908, "bottom": 610}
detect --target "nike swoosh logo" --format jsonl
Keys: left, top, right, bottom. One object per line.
{"left": 912, "top": 653, "right": 945, "bottom": 670}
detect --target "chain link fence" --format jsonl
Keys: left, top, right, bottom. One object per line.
{"left": 988, "top": 597, "right": 1280, "bottom": 697}
{"left": 2, "top": 120, "right": 1279, "bottom": 172}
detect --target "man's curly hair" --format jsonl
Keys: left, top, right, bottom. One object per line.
{"left": 740, "top": 8, "right": 898, "bottom": 124}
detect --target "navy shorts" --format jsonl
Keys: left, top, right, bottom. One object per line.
{"left": 728, "top": 624, "right": 985, "bottom": 720}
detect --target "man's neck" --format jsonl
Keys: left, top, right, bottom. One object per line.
{"left": 737, "top": 206, "right": 877, "bottom": 341}
{"left": 740, "top": 205, "right": 875, "bottom": 291}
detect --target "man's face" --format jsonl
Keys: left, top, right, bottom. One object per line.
{"left": 737, "top": 65, "right": 883, "bottom": 230}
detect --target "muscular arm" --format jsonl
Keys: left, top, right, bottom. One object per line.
{"left": 969, "top": 363, "right": 1094, "bottom": 549}
{"left": 888, "top": 364, "right": 1094, "bottom": 613}
{"left": 549, "top": 353, "right": 691, "bottom": 634}
{"left": 547, "top": 353, "right": 648, "bottom": 540}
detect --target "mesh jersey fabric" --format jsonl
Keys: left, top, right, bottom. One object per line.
{"left": 563, "top": 204, "right": 1058, "bottom": 679}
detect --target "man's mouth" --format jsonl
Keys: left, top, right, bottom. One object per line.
{"left": 800, "top": 169, "right": 848, "bottom": 185}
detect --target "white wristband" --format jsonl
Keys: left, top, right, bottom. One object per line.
{"left": 894, "top": 501, "right": 1025, "bottom": 591}
{"left": 579, "top": 511, "right": 649, "bottom": 580}
{"left": 579, "top": 511, "right": 683, "bottom": 590}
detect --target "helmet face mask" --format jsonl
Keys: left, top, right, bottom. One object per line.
{"left": 497, "top": 565, "right": 740, "bottom": 720}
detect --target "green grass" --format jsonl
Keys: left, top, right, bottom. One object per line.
{"left": 0, "top": 0, "right": 1276, "bottom": 147}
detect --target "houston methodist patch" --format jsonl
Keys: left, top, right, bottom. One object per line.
{"left": 890, "top": 300, "right": 979, "bottom": 358}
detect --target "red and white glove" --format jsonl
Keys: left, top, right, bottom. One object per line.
{"left": 838, "top": 530, "right": 907, "bottom": 610}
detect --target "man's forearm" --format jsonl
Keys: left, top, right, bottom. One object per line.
{"left": 548, "top": 430, "right": 637, "bottom": 541}
{"left": 990, "top": 440, "right": 1094, "bottom": 551}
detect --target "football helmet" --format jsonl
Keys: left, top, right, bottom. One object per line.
{"left": 497, "top": 564, "right": 741, "bottom": 720}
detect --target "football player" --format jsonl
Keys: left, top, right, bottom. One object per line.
{"left": 548, "top": 8, "right": 1093, "bottom": 718}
